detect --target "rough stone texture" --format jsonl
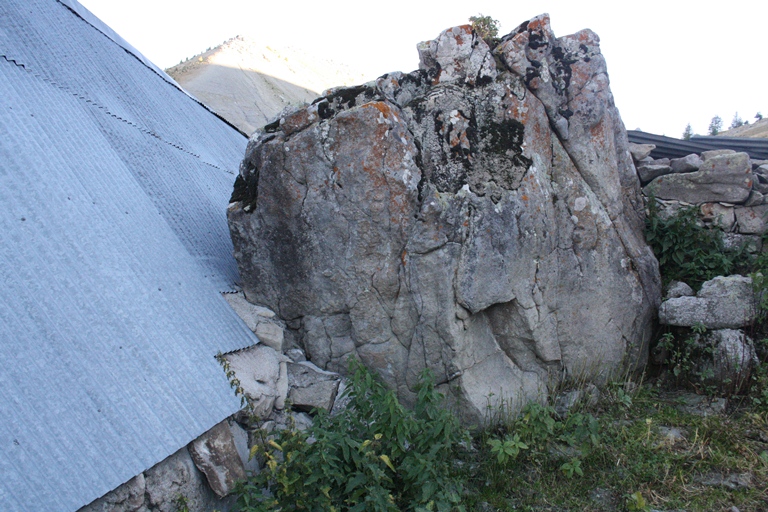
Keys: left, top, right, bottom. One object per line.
{"left": 188, "top": 421, "right": 247, "bottom": 498}
{"left": 699, "top": 202, "right": 735, "bottom": 230}
{"left": 223, "top": 292, "right": 285, "bottom": 352}
{"left": 702, "top": 149, "right": 736, "bottom": 160}
{"left": 637, "top": 163, "right": 672, "bottom": 185}
{"left": 643, "top": 153, "right": 753, "bottom": 205}
{"left": 287, "top": 361, "right": 341, "bottom": 412}
{"left": 722, "top": 233, "right": 762, "bottom": 253}
{"left": 78, "top": 474, "right": 148, "bottom": 512}
{"left": 223, "top": 345, "right": 287, "bottom": 418}
{"left": 144, "top": 448, "right": 225, "bottom": 512}
{"left": 628, "top": 143, "right": 655, "bottom": 161}
{"left": 735, "top": 204, "right": 768, "bottom": 234}
{"left": 670, "top": 153, "right": 702, "bottom": 173}
{"left": 229, "top": 420, "right": 261, "bottom": 475}
{"left": 702, "top": 329, "right": 757, "bottom": 391}
{"left": 665, "top": 281, "right": 694, "bottom": 299}
{"left": 745, "top": 190, "right": 765, "bottom": 207}
{"left": 227, "top": 15, "right": 660, "bottom": 423}
{"left": 659, "top": 275, "right": 756, "bottom": 329}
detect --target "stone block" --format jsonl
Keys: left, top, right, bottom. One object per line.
{"left": 287, "top": 361, "right": 341, "bottom": 412}
{"left": 700, "top": 203, "right": 735, "bottom": 230}
{"left": 144, "top": 448, "right": 222, "bottom": 512}
{"left": 223, "top": 344, "right": 286, "bottom": 418}
{"left": 644, "top": 153, "right": 753, "bottom": 205}
{"left": 659, "top": 275, "right": 756, "bottom": 329}
{"left": 670, "top": 153, "right": 702, "bottom": 173}
{"left": 628, "top": 142, "right": 655, "bottom": 161}
{"left": 735, "top": 204, "right": 768, "bottom": 234}
{"left": 188, "top": 421, "right": 247, "bottom": 498}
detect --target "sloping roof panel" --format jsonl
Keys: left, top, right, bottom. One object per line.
{"left": 628, "top": 130, "right": 768, "bottom": 161}
{"left": 0, "top": 1, "right": 257, "bottom": 511}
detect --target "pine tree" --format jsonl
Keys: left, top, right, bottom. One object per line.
{"left": 708, "top": 116, "right": 723, "bottom": 136}
{"left": 730, "top": 112, "right": 744, "bottom": 129}
{"left": 682, "top": 123, "right": 693, "bottom": 140}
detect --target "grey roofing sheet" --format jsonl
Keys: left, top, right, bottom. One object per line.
{"left": 0, "top": 1, "right": 257, "bottom": 511}
{"left": 628, "top": 130, "right": 768, "bottom": 161}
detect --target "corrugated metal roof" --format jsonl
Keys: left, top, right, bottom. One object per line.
{"left": 0, "top": 1, "right": 256, "bottom": 510}
{"left": 628, "top": 130, "right": 768, "bottom": 161}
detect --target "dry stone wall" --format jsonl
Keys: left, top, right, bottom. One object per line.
{"left": 630, "top": 143, "right": 766, "bottom": 392}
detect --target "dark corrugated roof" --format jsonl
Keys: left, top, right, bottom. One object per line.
{"left": 0, "top": 1, "right": 256, "bottom": 510}
{"left": 627, "top": 130, "right": 768, "bottom": 160}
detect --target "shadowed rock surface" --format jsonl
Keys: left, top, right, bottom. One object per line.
{"left": 227, "top": 14, "right": 661, "bottom": 423}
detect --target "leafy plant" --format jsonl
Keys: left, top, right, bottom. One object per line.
{"left": 469, "top": 14, "right": 499, "bottom": 43}
{"left": 625, "top": 490, "right": 650, "bottom": 511}
{"left": 645, "top": 197, "right": 750, "bottom": 290}
{"left": 486, "top": 401, "right": 600, "bottom": 473}
{"left": 560, "top": 457, "right": 583, "bottom": 478}
{"left": 234, "top": 359, "right": 468, "bottom": 511}
{"left": 488, "top": 433, "right": 528, "bottom": 464}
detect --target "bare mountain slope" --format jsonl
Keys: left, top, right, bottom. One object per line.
{"left": 166, "top": 36, "right": 368, "bottom": 135}
{"left": 719, "top": 117, "right": 768, "bottom": 138}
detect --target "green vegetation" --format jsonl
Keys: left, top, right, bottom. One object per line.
{"left": 644, "top": 197, "right": 751, "bottom": 290}
{"left": 709, "top": 115, "right": 723, "bottom": 135}
{"left": 234, "top": 360, "right": 468, "bottom": 511}
{"left": 469, "top": 14, "right": 499, "bottom": 44}
{"left": 682, "top": 123, "right": 693, "bottom": 140}
{"left": 732, "top": 112, "right": 746, "bottom": 129}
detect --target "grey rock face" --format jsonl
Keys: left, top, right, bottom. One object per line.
{"left": 287, "top": 361, "right": 341, "bottom": 412}
{"left": 699, "top": 202, "right": 735, "bottom": 230}
{"left": 706, "top": 329, "right": 757, "bottom": 391}
{"left": 227, "top": 15, "right": 661, "bottom": 423}
{"left": 223, "top": 345, "right": 288, "bottom": 418}
{"left": 735, "top": 204, "right": 768, "bottom": 234}
{"left": 670, "top": 153, "right": 702, "bottom": 173}
{"left": 643, "top": 152, "right": 753, "bottom": 205}
{"left": 665, "top": 281, "right": 694, "bottom": 299}
{"left": 188, "top": 421, "right": 247, "bottom": 498}
{"left": 637, "top": 164, "right": 672, "bottom": 185}
{"left": 659, "top": 275, "right": 756, "bottom": 329}
{"left": 628, "top": 143, "right": 655, "bottom": 161}
{"left": 144, "top": 449, "right": 223, "bottom": 512}
{"left": 78, "top": 474, "right": 147, "bottom": 512}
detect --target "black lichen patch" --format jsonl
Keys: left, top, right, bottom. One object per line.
{"left": 528, "top": 30, "right": 549, "bottom": 50}
{"left": 317, "top": 101, "right": 335, "bottom": 120}
{"left": 325, "top": 85, "right": 378, "bottom": 111}
{"left": 550, "top": 45, "right": 579, "bottom": 93}
{"left": 263, "top": 120, "right": 280, "bottom": 133}
{"left": 479, "top": 119, "right": 532, "bottom": 170}
{"left": 229, "top": 169, "right": 260, "bottom": 212}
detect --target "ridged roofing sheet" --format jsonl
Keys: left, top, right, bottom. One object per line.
{"left": 0, "top": 1, "right": 256, "bottom": 510}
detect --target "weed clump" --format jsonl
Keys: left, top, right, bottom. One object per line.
{"left": 234, "top": 359, "right": 468, "bottom": 511}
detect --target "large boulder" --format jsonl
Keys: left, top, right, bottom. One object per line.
{"left": 227, "top": 15, "right": 661, "bottom": 423}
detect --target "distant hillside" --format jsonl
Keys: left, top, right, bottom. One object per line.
{"left": 718, "top": 117, "right": 768, "bottom": 138}
{"left": 166, "top": 36, "right": 368, "bottom": 135}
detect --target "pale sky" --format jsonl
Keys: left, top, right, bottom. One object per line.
{"left": 78, "top": 0, "right": 765, "bottom": 139}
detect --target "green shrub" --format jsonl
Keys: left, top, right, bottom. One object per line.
{"left": 487, "top": 402, "right": 600, "bottom": 467}
{"left": 469, "top": 14, "right": 499, "bottom": 44}
{"left": 235, "top": 359, "right": 468, "bottom": 511}
{"left": 644, "top": 197, "right": 750, "bottom": 290}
